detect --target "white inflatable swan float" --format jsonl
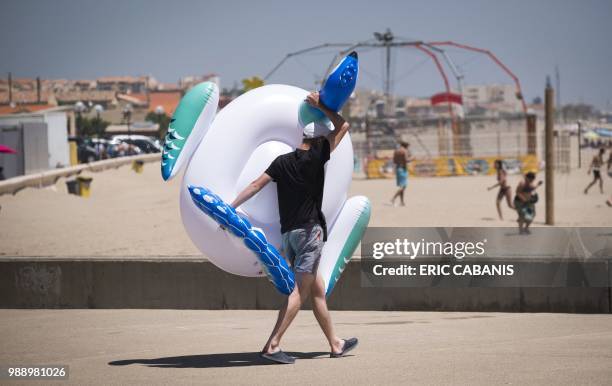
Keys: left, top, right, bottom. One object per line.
{"left": 161, "top": 53, "right": 370, "bottom": 295}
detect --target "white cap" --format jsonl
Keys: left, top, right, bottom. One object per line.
{"left": 302, "top": 120, "right": 333, "bottom": 139}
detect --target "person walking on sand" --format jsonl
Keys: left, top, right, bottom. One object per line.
{"left": 230, "top": 91, "right": 358, "bottom": 364}
{"left": 514, "top": 172, "right": 542, "bottom": 235}
{"left": 487, "top": 159, "right": 514, "bottom": 220}
{"left": 584, "top": 148, "right": 605, "bottom": 194}
{"left": 390, "top": 141, "right": 414, "bottom": 207}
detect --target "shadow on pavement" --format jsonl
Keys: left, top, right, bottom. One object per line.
{"left": 109, "top": 351, "right": 328, "bottom": 368}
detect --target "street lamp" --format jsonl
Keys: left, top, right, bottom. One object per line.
{"left": 94, "top": 104, "right": 104, "bottom": 158}
{"left": 373, "top": 28, "right": 394, "bottom": 103}
{"left": 94, "top": 104, "right": 103, "bottom": 118}
{"left": 75, "top": 101, "right": 85, "bottom": 113}
{"left": 154, "top": 105, "right": 166, "bottom": 140}
{"left": 122, "top": 103, "right": 133, "bottom": 140}
{"left": 74, "top": 101, "right": 86, "bottom": 137}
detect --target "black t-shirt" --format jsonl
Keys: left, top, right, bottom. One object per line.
{"left": 265, "top": 137, "right": 330, "bottom": 240}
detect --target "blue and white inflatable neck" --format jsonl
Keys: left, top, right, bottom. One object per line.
{"left": 298, "top": 51, "right": 359, "bottom": 134}
{"left": 320, "top": 51, "right": 358, "bottom": 111}
{"left": 188, "top": 185, "right": 295, "bottom": 295}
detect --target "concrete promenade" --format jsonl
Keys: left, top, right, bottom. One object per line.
{"left": 0, "top": 310, "right": 611, "bottom": 385}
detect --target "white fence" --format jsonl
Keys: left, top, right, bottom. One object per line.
{"left": 0, "top": 153, "right": 160, "bottom": 196}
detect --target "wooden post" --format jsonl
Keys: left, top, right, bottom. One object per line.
{"left": 526, "top": 114, "right": 537, "bottom": 155}
{"left": 545, "top": 80, "right": 554, "bottom": 225}
{"left": 577, "top": 121, "right": 582, "bottom": 168}
{"left": 438, "top": 120, "right": 448, "bottom": 157}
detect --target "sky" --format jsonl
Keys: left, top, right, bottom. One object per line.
{"left": 1, "top": 0, "right": 611, "bottom": 109}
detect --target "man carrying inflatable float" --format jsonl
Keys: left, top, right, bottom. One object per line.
{"left": 161, "top": 52, "right": 370, "bottom": 364}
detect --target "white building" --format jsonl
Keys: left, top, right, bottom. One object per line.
{"left": 0, "top": 107, "right": 70, "bottom": 178}
{"left": 463, "top": 84, "right": 522, "bottom": 113}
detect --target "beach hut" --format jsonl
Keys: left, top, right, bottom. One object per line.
{"left": 0, "top": 106, "right": 71, "bottom": 178}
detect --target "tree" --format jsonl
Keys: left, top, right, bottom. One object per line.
{"left": 242, "top": 76, "right": 264, "bottom": 93}
{"left": 77, "top": 116, "right": 110, "bottom": 137}
{"left": 146, "top": 111, "right": 171, "bottom": 139}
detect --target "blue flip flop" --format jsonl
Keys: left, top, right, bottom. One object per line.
{"left": 330, "top": 338, "right": 358, "bottom": 358}
{"left": 261, "top": 350, "right": 295, "bottom": 364}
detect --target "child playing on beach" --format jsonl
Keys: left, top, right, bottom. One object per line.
{"left": 487, "top": 159, "right": 514, "bottom": 220}
{"left": 514, "top": 172, "right": 542, "bottom": 234}
{"left": 584, "top": 148, "right": 605, "bottom": 194}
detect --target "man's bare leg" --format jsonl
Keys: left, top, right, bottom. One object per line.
{"left": 391, "top": 188, "right": 401, "bottom": 205}
{"left": 505, "top": 190, "right": 515, "bottom": 209}
{"left": 311, "top": 274, "right": 344, "bottom": 354}
{"left": 525, "top": 220, "right": 532, "bottom": 234}
{"left": 262, "top": 273, "right": 315, "bottom": 354}
{"left": 399, "top": 187, "right": 406, "bottom": 206}
{"left": 585, "top": 178, "right": 597, "bottom": 194}
{"left": 599, "top": 177, "right": 603, "bottom": 193}
{"left": 261, "top": 298, "right": 289, "bottom": 352}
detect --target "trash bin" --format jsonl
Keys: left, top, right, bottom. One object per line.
{"left": 76, "top": 176, "right": 93, "bottom": 198}
{"left": 66, "top": 179, "right": 79, "bottom": 195}
{"left": 132, "top": 160, "right": 144, "bottom": 174}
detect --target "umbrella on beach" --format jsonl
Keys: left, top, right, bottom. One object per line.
{"left": 0, "top": 144, "right": 17, "bottom": 154}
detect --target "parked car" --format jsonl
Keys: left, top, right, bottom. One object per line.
{"left": 84, "top": 138, "right": 113, "bottom": 160}
{"left": 110, "top": 135, "right": 161, "bottom": 154}
{"left": 68, "top": 136, "right": 98, "bottom": 163}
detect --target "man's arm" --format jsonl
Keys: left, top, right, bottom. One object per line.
{"left": 406, "top": 150, "right": 415, "bottom": 163}
{"left": 305, "top": 92, "right": 350, "bottom": 152}
{"left": 230, "top": 173, "right": 272, "bottom": 208}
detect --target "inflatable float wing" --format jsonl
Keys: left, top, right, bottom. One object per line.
{"left": 161, "top": 82, "right": 218, "bottom": 181}
{"left": 319, "top": 195, "right": 370, "bottom": 295}
{"left": 161, "top": 52, "right": 370, "bottom": 296}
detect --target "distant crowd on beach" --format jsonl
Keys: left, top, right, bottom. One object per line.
{"left": 390, "top": 141, "right": 612, "bottom": 235}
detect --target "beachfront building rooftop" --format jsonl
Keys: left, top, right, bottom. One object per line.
{"left": 463, "top": 83, "right": 523, "bottom": 113}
